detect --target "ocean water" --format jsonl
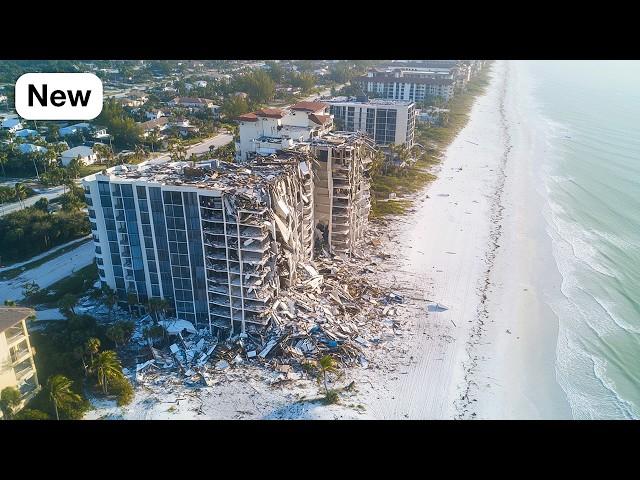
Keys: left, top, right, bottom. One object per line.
{"left": 522, "top": 61, "right": 640, "bottom": 419}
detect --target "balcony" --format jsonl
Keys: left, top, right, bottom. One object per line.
{"left": 10, "top": 345, "right": 31, "bottom": 365}
{"left": 5, "top": 324, "right": 26, "bottom": 346}
{"left": 13, "top": 358, "right": 35, "bottom": 381}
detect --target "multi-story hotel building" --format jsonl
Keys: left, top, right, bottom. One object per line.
{"left": 83, "top": 158, "right": 314, "bottom": 336}
{"left": 0, "top": 307, "right": 40, "bottom": 418}
{"left": 325, "top": 98, "right": 416, "bottom": 147}
{"left": 356, "top": 68, "right": 455, "bottom": 102}
{"left": 235, "top": 101, "right": 333, "bottom": 162}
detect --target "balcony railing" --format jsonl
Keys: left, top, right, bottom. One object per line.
{"left": 14, "top": 360, "right": 34, "bottom": 381}
{"left": 5, "top": 325, "right": 26, "bottom": 346}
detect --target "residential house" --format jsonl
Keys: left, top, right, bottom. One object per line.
{"left": 15, "top": 129, "right": 40, "bottom": 139}
{"left": 170, "top": 97, "right": 217, "bottom": 110}
{"left": 60, "top": 145, "right": 97, "bottom": 166}
{"left": 18, "top": 143, "right": 47, "bottom": 154}
{"left": 59, "top": 122, "right": 91, "bottom": 137}
{"left": 144, "top": 109, "right": 167, "bottom": 121}
{"left": 1, "top": 118, "right": 23, "bottom": 133}
{"left": 0, "top": 308, "right": 40, "bottom": 419}
{"left": 139, "top": 116, "right": 170, "bottom": 138}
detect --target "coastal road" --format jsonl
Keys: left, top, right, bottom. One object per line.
{"left": 0, "top": 185, "right": 66, "bottom": 218}
{"left": 0, "top": 240, "right": 94, "bottom": 304}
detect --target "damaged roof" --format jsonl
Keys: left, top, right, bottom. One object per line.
{"left": 290, "top": 101, "right": 328, "bottom": 112}
{"left": 90, "top": 157, "right": 312, "bottom": 199}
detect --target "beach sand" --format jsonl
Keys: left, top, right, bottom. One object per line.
{"left": 348, "top": 60, "right": 572, "bottom": 419}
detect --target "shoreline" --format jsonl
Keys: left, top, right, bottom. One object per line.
{"left": 349, "top": 60, "right": 572, "bottom": 419}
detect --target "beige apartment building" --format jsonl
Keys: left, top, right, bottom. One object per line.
{"left": 0, "top": 308, "right": 40, "bottom": 419}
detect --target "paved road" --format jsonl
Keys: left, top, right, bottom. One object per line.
{"left": 146, "top": 132, "right": 234, "bottom": 165}
{"left": 0, "top": 240, "right": 95, "bottom": 304}
{"left": 0, "top": 185, "right": 66, "bottom": 218}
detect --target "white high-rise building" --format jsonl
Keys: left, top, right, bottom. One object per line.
{"left": 326, "top": 98, "right": 416, "bottom": 147}
{"left": 82, "top": 158, "right": 314, "bottom": 336}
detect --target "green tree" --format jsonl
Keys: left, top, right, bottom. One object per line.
{"left": 3, "top": 300, "right": 17, "bottom": 306}
{"left": 168, "top": 139, "right": 187, "bottom": 162}
{"left": 85, "top": 337, "right": 101, "bottom": 364}
{"left": 91, "top": 350, "right": 124, "bottom": 395}
{"left": 58, "top": 293, "right": 77, "bottom": 316}
{"left": 240, "top": 69, "right": 275, "bottom": 104}
{"left": 290, "top": 72, "right": 316, "bottom": 93}
{"left": 317, "top": 355, "right": 338, "bottom": 394}
{"left": 102, "top": 286, "right": 118, "bottom": 320}
{"left": 221, "top": 96, "right": 250, "bottom": 119}
{"left": 67, "top": 157, "right": 82, "bottom": 179}
{"left": 106, "top": 324, "right": 125, "bottom": 349}
{"left": 14, "top": 182, "right": 28, "bottom": 207}
{"left": 33, "top": 197, "right": 49, "bottom": 212}
{"left": 0, "top": 151, "right": 7, "bottom": 176}
{"left": 14, "top": 408, "right": 50, "bottom": 420}
{"left": 47, "top": 374, "right": 81, "bottom": 420}
{"left": 146, "top": 297, "right": 169, "bottom": 323}
{"left": 0, "top": 386, "right": 21, "bottom": 419}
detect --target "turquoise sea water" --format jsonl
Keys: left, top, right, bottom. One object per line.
{"left": 524, "top": 61, "right": 640, "bottom": 419}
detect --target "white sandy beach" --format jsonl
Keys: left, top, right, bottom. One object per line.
{"left": 87, "top": 60, "right": 574, "bottom": 420}
{"left": 346, "top": 60, "right": 572, "bottom": 419}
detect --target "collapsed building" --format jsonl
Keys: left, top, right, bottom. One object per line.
{"left": 284, "top": 132, "right": 376, "bottom": 256}
{"left": 83, "top": 157, "right": 314, "bottom": 336}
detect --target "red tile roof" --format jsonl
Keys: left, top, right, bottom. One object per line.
{"left": 236, "top": 112, "right": 258, "bottom": 122}
{"left": 256, "top": 108, "right": 286, "bottom": 118}
{"left": 291, "top": 101, "right": 328, "bottom": 112}
{"left": 308, "top": 114, "right": 332, "bottom": 125}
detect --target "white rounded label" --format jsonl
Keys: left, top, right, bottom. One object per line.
{"left": 15, "top": 73, "right": 103, "bottom": 120}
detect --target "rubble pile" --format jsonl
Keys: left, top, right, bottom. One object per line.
{"left": 130, "top": 246, "right": 404, "bottom": 388}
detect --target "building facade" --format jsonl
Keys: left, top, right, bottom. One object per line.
{"left": 0, "top": 308, "right": 40, "bottom": 419}
{"left": 357, "top": 68, "right": 455, "bottom": 102}
{"left": 284, "top": 132, "right": 375, "bottom": 256}
{"left": 326, "top": 98, "right": 415, "bottom": 147}
{"left": 235, "top": 102, "right": 333, "bottom": 162}
{"left": 83, "top": 158, "right": 314, "bottom": 336}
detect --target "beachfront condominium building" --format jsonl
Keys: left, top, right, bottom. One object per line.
{"left": 0, "top": 307, "right": 40, "bottom": 419}
{"left": 326, "top": 97, "right": 416, "bottom": 147}
{"left": 83, "top": 158, "right": 314, "bottom": 336}
{"left": 356, "top": 68, "right": 455, "bottom": 102}
{"left": 235, "top": 102, "right": 333, "bottom": 162}
{"left": 284, "top": 132, "right": 375, "bottom": 256}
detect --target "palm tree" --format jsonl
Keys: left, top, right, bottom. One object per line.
{"left": 14, "top": 182, "right": 27, "bottom": 207}
{"left": 126, "top": 292, "right": 138, "bottom": 315}
{"left": 92, "top": 350, "right": 124, "bottom": 395}
{"left": 47, "top": 375, "right": 81, "bottom": 420}
{"left": 148, "top": 127, "right": 160, "bottom": 153}
{"left": 85, "top": 337, "right": 101, "bottom": 364}
{"left": 0, "top": 151, "right": 7, "bottom": 177}
{"left": 58, "top": 294, "right": 77, "bottom": 316}
{"left": 317, "top": 355, "right": 338, "bottom": 394}
{"left": 102, "top": 286, "right": 118, "bottom": 320}
{"left": 147, "top": 297, "right": 169, "bottom": 323}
